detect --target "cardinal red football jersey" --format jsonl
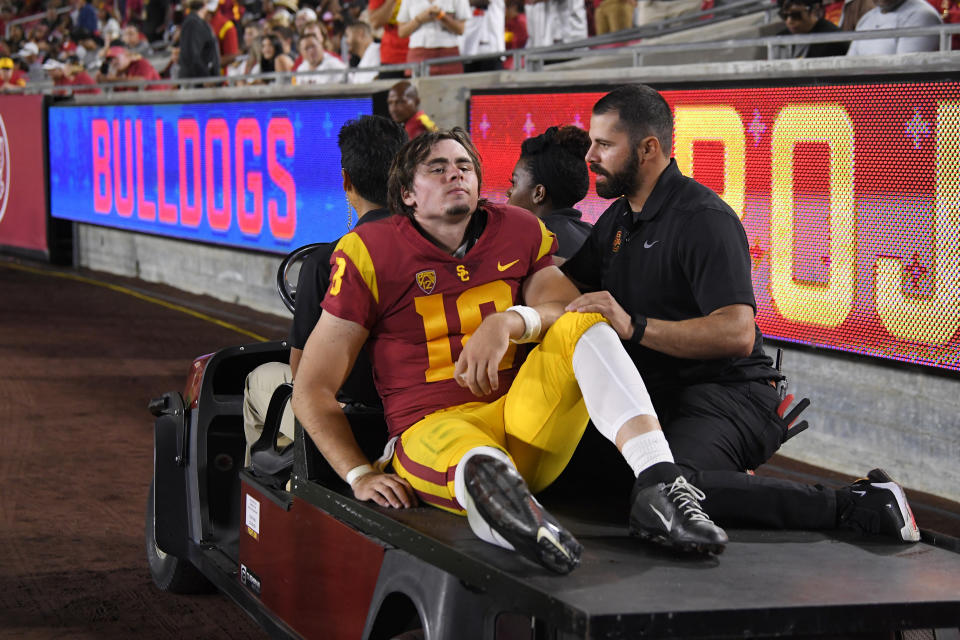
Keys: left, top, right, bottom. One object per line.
{"left": 322, "top": 202, "right": 557, "bottom": 436}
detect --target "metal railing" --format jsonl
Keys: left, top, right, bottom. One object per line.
{"left": 18, "top": 19, "right": 960, "bottom": 95}
{"left": 403, "top": 0, "right": 773, "bottom": 76}
{"left": 526, "top": 23, "right": 960, "bottom": 67}
{"left": 17, "top": 0, "right": 771, "bottom": 94}
{"left": 5, "top": 6, "right": 72, "bottom": 39}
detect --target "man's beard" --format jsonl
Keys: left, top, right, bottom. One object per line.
{"left": 591, "top": 152, "right": 640, "bottom": 200}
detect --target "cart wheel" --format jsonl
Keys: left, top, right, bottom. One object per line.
{"left": 145, "top": 479, "right": 212, "bottom": 594}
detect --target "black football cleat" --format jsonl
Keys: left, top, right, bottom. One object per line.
{"left": 464, "top": 454, "right": 582, "bottom": 574}
{"left": 629, "top": 475, "right": 728, "bottom": 555}
{"left": 838, "top": 468, "right": 920, "bottom": 542}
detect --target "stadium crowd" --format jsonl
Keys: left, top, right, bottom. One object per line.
{"left": 0, "top": 0, "right": 955, "bottom": 92}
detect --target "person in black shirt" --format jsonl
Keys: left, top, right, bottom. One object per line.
{"left": 777, "top": 0, "right": 850, "bottom": 58}
{"left": 143, "top": 0, "right": 172, "bottom": 43}
{"left": 242, "top": 115, "right": 407, "bottom": 462}
{"left": 179, "top": 0, "right": 221, "bottom": 82}
{"left": 506, "top": 125, "right": 593, "bottom": 263}
{"left": 563, "top": 84, "right": 919, "bottom": 542}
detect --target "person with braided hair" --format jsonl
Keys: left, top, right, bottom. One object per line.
{"left": 506, "top": 125, "right": 593, "bottom": 263}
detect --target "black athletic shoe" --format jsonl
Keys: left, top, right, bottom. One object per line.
{"left": 629, "top": 475, "right": 728, "bottom": 555}
{"left": 464, "top": 455, "right": 582, "bottom": 574}
{"left": 838, "top": 468, "right": 920, "bottom": 542}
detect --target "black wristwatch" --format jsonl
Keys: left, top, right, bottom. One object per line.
{"left": 630, "top": 314, "right": 647, "bottom": 344}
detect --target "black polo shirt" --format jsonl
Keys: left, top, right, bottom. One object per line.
{"left": 563, "top": 160, "right": 778, "bottom": 394}
{"left": 540, "top": 208, "right": 592, "bottom": 259}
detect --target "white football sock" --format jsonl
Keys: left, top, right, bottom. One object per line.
{"left": 621, "top": 430, "right": 675, "bottom": 477}
{"left": 454, "top": 446, "right": 516, "bottom": 551}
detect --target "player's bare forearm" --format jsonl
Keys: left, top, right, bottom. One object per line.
{"left": 522, "top": 265, "right": 581, "bottom": 325}
{"left": 292, "top": 385, "right": 371, "bottom": 478}
{"left": 293, "top": 314, "right": 415, "bottom": 508}
{"left": 292, "top": 312, "right": 371, "bottom": 479}
{"left": 528, "top": 301, "right": 570, "bottom": 333}
{"left": 292, "top": 386, "right": 415, "bottom": 508}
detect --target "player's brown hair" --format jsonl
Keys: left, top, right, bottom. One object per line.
{"left": 387, "top": 127, "right": 484, "bottom": 218}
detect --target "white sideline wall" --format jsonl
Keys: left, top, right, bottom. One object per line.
{"left": 73, "top": 54, "right": 960, "bottom": 503}
{"left": 76, "top": 225, "right": 289, "bottom": 318}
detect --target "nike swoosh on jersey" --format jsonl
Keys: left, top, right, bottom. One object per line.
{"left": 497, "top": 259, "right": 520, "bottom": 271}
{"left": 644, "top": 240, "right": 659, "bottom": 249}
{"left": 650, "top": 504, "right": 673, "bottom": 531}
{"left": 852, "top": 490, "right": 867, "bottom": 497}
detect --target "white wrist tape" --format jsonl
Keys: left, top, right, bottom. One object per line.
{"left": 345, "top": 463, "right": 375, "bottom": 486}
{"left": 507, "top": 305, "right": 542, "bottom": 343}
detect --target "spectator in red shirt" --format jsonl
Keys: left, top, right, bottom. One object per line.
{"left": 387, "top": 80, "right": 438, "bottom": 139}
{"left": 101, "top": 45, "right": 169, "bottom": 90}
{"left": 0, "top": 56, "right": 26, "bottom": 91}
{"left": 368, "top": 0, "right": 409, "bottom": 78}
{"left": 208, "top": 0, "right": 240, "bottom": 69}
{"left": 502, "top": 0, "right": 526, "bottom": 69}
{"left": 43, "top": 57, "right": 101, "bottom": 93}
{"left": 504, "top": 0, "right": 527, "bottom": 48}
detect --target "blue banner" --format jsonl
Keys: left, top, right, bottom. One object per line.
{"left": 49, "top": 97, "right": 374, "bottom": 253}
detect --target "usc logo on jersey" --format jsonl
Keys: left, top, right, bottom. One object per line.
{"left": 416, "top": 270, "right": 437, "bottom": 294}
{"left": 456, "top": 265, "right": 470, "bottom": 282}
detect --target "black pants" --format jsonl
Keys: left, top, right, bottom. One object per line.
{"left": 654, "top": 381, "right": 837, "bottom": 530}
{"left": 463, "top": 57, "right": 503, "bottom": 73}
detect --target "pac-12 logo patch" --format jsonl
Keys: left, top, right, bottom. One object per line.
{"left": 0, "top": 114, "right": 10, "bottom": 224}
{"left": 416, "top": 269, "right": 437, "bottom": 294}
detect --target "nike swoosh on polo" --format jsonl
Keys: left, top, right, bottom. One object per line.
{"left": 650, "top": 504, "right": 673, "bottom": 531}
{"left": 497, "top": 259, "right": 520, "bottom": 271}
{"left": 852, "top": 490, "right": 867, "bottom": 497}
{"left": 644, "top": 240, "right": 659, "bottom": 249}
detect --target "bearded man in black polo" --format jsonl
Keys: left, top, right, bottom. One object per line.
{"left": 563, "top": 84, "right": 920, "bottom": 543}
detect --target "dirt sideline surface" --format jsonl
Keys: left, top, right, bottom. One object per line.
{"left": 0, "top": 258, "right": 286, "bottom": 639}
{"left": 1, "top": 256, "right": 957, "bottom": 639}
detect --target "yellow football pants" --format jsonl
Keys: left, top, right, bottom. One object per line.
{"left": 392, "top": 312, "right": 607, "bottom": 513}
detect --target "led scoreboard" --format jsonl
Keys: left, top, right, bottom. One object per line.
{"left": 48, "top": 97, "right": 374, "bottom": 253}
{"left": 471, "top": 83, "right": 960, "bottom": 373}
